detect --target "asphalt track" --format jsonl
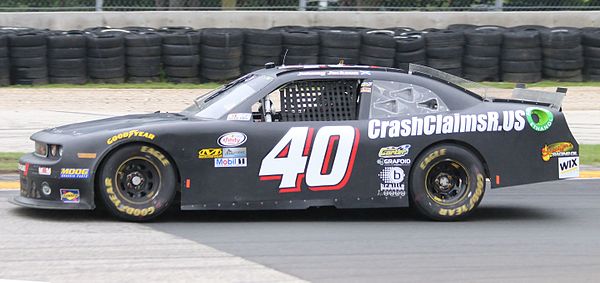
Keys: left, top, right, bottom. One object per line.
{"left": 1, "top": 179, "right": 599, "bottom": 283}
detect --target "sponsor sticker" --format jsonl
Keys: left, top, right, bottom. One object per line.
{"left": 218, "top": 132, "right": 247, "bottom": 147}
{"left": 360, "top": 87, "right": 372, "bottom": 93}
{"left": 526, "top": 107, "right": 554, "bottom": 132}
{"left": 77, "top": 153, "right": 97, "bottom": 159}
{"left": 327, "top": 70, "right": 360, "bottom": 76}
{"left": 297, "top": 71, "right": 327, "bottom": 77}
{"left": 215, "top": 158, "right": 247, "bottom": 168}
{"left": 38, "top": 167, "right": 51, "bottom": 176}
{"left": 368, "top": 110, "right": 527, "bottom": 139}
{"left": 379, "top": 183, "right": 406, "bottom": 197}
{"left": 227, "top": 113, "right": 252, "bottom": 121}
{"left": 198, "top": 148, "right": 223, "bottom": 159}
{"left": 60, "top": 189, "right": 80, "bottom": 203}
{"left": 377, "top": 158, "right": 411, "bottom": 166}
{"left": 106, "top": 130, "right": 155, "bottom": 145}
{"left": 558, "top": 156, "right": 579, "bottom": 179}
{"left": 541, "top": 142, "right": 576, "bottom": 161}
{"left": 60, "top": 168, "right": 89, "bottom": 179}
{"left": 378, "top": 167, "right": 405, "bottom": 184}
{"left": 379, "top": 144, "right": 410, "bottom": 158}
{"left": 223, "top": 147, "right": 247, "bottom": 158}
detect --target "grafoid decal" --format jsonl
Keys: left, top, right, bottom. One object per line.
{"left": 259, "top": 126, "right": 359, "bottom": 193}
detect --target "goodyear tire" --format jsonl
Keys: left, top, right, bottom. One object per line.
{"left": 410, "top": 145, "right": 486, "bottom": 221}
{"left": 98, "top": 144, "right": 176, "bottom": 221}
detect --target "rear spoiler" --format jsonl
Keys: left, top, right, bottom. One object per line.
{"left": 511, "top": 84, "right": 566, "bottom": 110}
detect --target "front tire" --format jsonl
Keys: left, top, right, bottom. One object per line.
{"left": 98, "top": 144, "right": 176, "bottom": 221}
{"left": 410, "top": 144, "right": 486, "bottom": 221}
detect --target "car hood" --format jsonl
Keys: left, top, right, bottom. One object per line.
{"left": 42, "top": 113, "right": 190, "bottom": 136}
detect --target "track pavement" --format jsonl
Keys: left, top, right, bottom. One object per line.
{"left": 1, "top": 179, "right": 599, "bottom": 282}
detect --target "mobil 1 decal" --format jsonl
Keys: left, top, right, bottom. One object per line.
{"left": 259, "top": 126, "right": 360, "bottom": 193}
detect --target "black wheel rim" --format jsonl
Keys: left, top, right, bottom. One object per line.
{"left": 115, "top": 157, "right": 161, "bottom": 204}
{"left": 425, "top": 160, "right": 469, "bottom": 205}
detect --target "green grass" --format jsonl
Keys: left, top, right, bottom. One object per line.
{"left": 3, "top": 82, "right": 222, "bottom": 89}
{"left": 581, "top": 144, "right": 600, "bottom": 166}
{"left": 0, "top": 152, "right": 24, "bottom": 174}
{"left": 481, "top": 81, "right": 600, "bottom": 89}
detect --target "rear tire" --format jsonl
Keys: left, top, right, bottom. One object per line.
{"left": 410, "top": 144, "right": 485, "bottom": 221}
{"left": 98, "top": 144, "right": 177, "bottom": 221}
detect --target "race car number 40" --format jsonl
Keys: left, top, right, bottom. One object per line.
{"left": 259, "top": 126, "right": 360, "bottom": 193}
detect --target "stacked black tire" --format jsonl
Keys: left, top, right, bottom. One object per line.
{"left": 9, "top": 31, "right": 48, "bottom": 85}
{"left": 0, "top": 33, "right": 9, "bottom": 86}
{"left": 394, "top": 32, "right": 426, "bottom": 70}
{"left": 501, "top": 28, "right": 542, "bottom": 83}
{"left": 242, "top": 29, "right": 282, "bottom": 73}
{"left": 125, "top": 32, "right": 162, "bottom": 83}
{"left": 86, "top": 31, "right": 126, "bottom": 83}
{"left": 424, "top": 29, "right": 465, "bottom": 77}
{"left": 359, "top": 30, "right": 395, "bottom": 67}
{"left": 319, "top": 30, "right": 361, "bottom": 64}
{"left": 540, "top": 28, "right": 583, "bottom": 82}
{"left": 200, "top": 28, "right": 243, "bottom": 81}
{"left": 582, "top": 29, "right": 600, "bottom": 81}
{"left": 47, "top": 31, "right": 87, "bottom": 84}
{"left": 160, "top": 27, "right": 202, "bottom": 84}
{"left": 280, "top": 29, "right": 319, "bottom": 65}
{"left": 462, "top": 26, "right": 504, "bottom": 82}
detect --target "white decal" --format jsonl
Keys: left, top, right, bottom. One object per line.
{"left": 377, "top": 158, "right": 411, "bottom": 166}
{"left": 367, "top": 110, "right": 526, "bottom": 139}
{"left": 227, "top": 113, "right": 252, "bottom": 121}
{"left": 558, "top": 156, "right": 579, "bottom": 179}
{"left": 215, "top": 158, "right": 247, "bottom": 168}
{"left": 378, "top": 167, "right": 405, "bottom": 184}
{"left": 379, "top": 184, "right": 406, "bottom": 197}
{"left": 38, "top": 167, "right": 51, "bottom": 176}
{"left": 223, "top": 147, "right": 247, "bottom": 158}
{"left": 218, "top": 132, "right": 247, "bottom": 147}
{"left": 259, "top": 126, "right": 359, "bottom": 192}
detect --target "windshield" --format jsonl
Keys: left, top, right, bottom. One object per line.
{"left": 181, "top": 74, "right": 274, "bottom": 119}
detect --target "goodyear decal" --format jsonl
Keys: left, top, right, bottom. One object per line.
{"left": 104, "top": 177, "right": 155, "bottom": 217}
{"left": 60, "top": 168, "right": 89, "bottom": 179}
{"left": 60, "top": 189, "right": 80, "bottom": 203}
{"left": 107, "top": 130, "right": 156, "bottom": 145}
{"left": 439, "top": 174, "right": 484, "bottom": 216}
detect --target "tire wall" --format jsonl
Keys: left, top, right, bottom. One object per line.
{"left": 0, "top": 23, "right": 598, "bottom": 84}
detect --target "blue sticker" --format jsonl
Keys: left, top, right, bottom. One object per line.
{"left": 60, "top": 189, "right": 80, "bottom": 203}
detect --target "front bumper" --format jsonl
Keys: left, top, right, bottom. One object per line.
{"left": 10, "top": 195, "right": 93, "bottom": 210}
{"left": 10, "top": 153, "right": 95, "bottom": 210}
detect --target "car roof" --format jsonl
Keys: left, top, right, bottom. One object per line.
{"left": 253, "top": 64, "right": 406, "bottom": 76}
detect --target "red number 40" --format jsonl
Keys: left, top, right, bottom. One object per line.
{"left": 259, "top": 126, "right": 360, "bottom": 193}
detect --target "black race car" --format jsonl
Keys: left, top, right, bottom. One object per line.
{"left": 11, "top": 64, "right": 579, "bottom": 221}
